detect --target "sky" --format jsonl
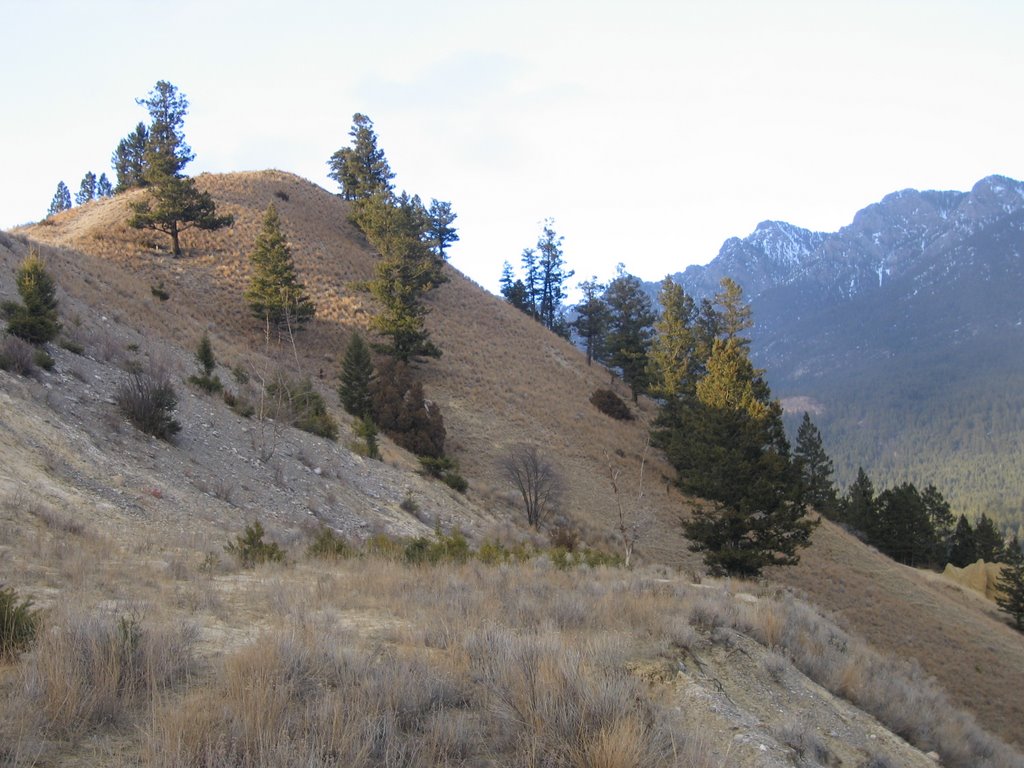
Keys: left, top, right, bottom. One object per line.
{"left": 3, "top": 0, "right": 1023, "bottom": 293}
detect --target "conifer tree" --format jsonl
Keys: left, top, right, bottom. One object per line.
{"left": 245, "top": 205, "right": 315, "bottom": 330}
{"left": 995, "top": 535, "right": 1024, "bottom": 630}
{"left": 922, "top": 484, "right": 955, "bottom": 565}
{"left": 713, "top": 277, "right": 753, "bottom": 347}
{"left": 974, "top": 513, "right": 1004, "bottom": 562}
{"left": 338, "top": 333, "right": 374, "bottom": 419}
{"left": 361, "top": 193, "right": 445, "bottom": 362}
{"left": 675, "top": 337, "right": 815, "bottom": 576}
{"left": 840, "top": 467, "right": 877, "bottom": 537}
{"left": 426, "top": 199, "right": 459, "bottom": 260}
{"left": 188, "top": 332, "right": 222, "bottom": 393}
{"left": 794, "top": 412, "right": 838, "bottom": 517}
{"left": 602, "top": 267, "right": 657, "bottom": 402}
{"left": 500, "top": 261, "right": 530, "bottom": 313}
{"left": 4, "top": 252, "right": 60, "bottom": 344}
{"left": 96, "top": 173, "right": 114, "bottom": 198}
{"left": 75, "top": 172, "right": 97, "bottom": 205}
{"left": 874, "top": 483, "right": 934, "bottom": 567}
{"left": 948, "top": 514, "right": 977, "bottom": 567}
{"left": 571, "top": 277, "right": 609, "bottom": 366}
{"left": 327, "top": 113, "right": 395, "bottom": 203}
{"left": 519, "top": 247, "right": 540, "bottom": 318}
{"left": 648, "top": 278, "right": 699, "bottom": 402}
{"left": 370, "top": 359, "right": 445, "bottom": 458}
{"left": 535, "top": 219, "right": 573, "bottom": 335}
{"left": 127, "top": 82, "right": 231, "bottom": 255}
{"left": 112, "top": 122, "right": 150, "bottom": 191}
{"left": 47, "top": 181, "right": 71, "bottom": 217}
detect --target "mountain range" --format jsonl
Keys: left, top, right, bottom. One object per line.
{"left": 656, "top": 175, "right": 1024, "bottom": 529}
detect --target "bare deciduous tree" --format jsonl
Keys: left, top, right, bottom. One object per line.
{"left": 501, "top": 444, "right": 562, "bottom": 529}
{"left": 607, "top": 439, "right": 652, "bottom": 568}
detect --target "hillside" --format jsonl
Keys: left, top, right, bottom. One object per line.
{"left": 2, "top": 171, "right": 1023, "bottom": 761}
{"left": 657, "top": 176, "right": 1024, "bottom": 530}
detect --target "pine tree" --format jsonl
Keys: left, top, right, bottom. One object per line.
{"left": 713, "top": 277, "right": 753, "bottom": 347}
{"left": 947, "top": 514, "right": 977, "bottom": 567}
{"left": 571, "top": 277, "right": 609, "bottom": 366}
{"left": 874, "top": 483, "right": 934, "bottom": 567}
{"left": 370, "top": 359, "right": 445, "bottom": 458}
{"left": 244, "top": 205, "right": 314, "bottom": 330}
{"left": 127, "top": 82, "right": 231, "bottom": 255}
{"left": 794, "top": 412, "right": 838, "bottom": 517}
{"left": 922, "top": 484, "right": 955, "bottom": 566}
{"left": 426, "top": 199, "right": 459, "bottom": 260}
{"left": 648, "top": 278, "right": 699, "bottom": 401}
{"left": 995, "top": 535, "right": 1024, "bottom": 630}
{"left": 96, "top": 173, "right": 114, "bottom": 198}
{"left": 47, "top": 181, "right": 71, "bottom": 217}
{"left": 974, "top": 513, "right": 1004, "bottom": 562}
{"left": 128, "top": 172, "right": 233, "bottom": 255}
{"left": 5, "top": 252, "right": 60, "bottom": 344}
{"left": 602, "top": 266, "right": 657, "bottom": 402}
{"left": 675, "top": 338, "right": 816, "bottom": 576}
{"left": 327, "top": 113, "right": 395, "bottom": 203}
{"left": 519, "top": 247, "right": 540, "bottom": 318}
{"left": 500, "top": 262, "right": 531, "bottom": 313}
{"left": 338, "top": 333, "right": 374, "bottom": 418}
{"left": 188, "top": 332, "right": 222, "bottom": 393}
{"left": 112, "top": 122, "right": 150, "bottom": 191}
{"left": 535, "top": 219, "right": 573, "bottom": 334}
{"left": 137, "top": 80, "right": 194, "bottom": 176}
{"left": 840, "top": 467, "right": 877, "bottom": 538}
{"left": 75, "top": 171, "right": 97, "bottom": 205}
{"left": 360, "top": 193, "right": 446, "bottom": 362}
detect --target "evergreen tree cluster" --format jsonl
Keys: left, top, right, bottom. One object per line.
{"left": 644, "top": 278, "right": 816, "bottom": 576}
{"left": 327, "top": 113, "right": 456, "bottom": 363}
{"left": 499, "top": 219, "right": 574, "bottom": 338}
{"left": 46, "top": 172, "right": 113, "bottom": 218}
{"left": 836, "top": 466, "right": 1010, "bottom": 569}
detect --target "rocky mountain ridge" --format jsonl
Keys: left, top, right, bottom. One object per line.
{"left": 653, "top": 174, "right": 1024, "bottom": 524}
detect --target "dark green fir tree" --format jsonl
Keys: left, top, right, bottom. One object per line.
{"left": 47, "top": 181, "right": 71, "bottom": 217}
{"left": 338, "top": 333, "right": 374, "bottom": 419}
{"left": 995, "top": 535, "right": 1024, "bottom": 630}
{"left": 4, "top": 252, "right": 60, "bottom": 344}
{"left": 244, "top": 205, "right": 315, "bottom": 330}
{"left": 794, "top": 412, "right": 838, "bottom": 517}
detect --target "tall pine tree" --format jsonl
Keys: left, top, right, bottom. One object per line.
{"left": 675, "top": 337, "right": 816, "bottom": 576}
{"left": 995, "top": 535, "right": 1024, "bottom": 630}
{"left": 244, "top": 205, "right": 315, "bottom": 330}
{"left": 338, "top": 333, "right": 374, "bottom": 419}
{"left": 47, "top": 182, "right": 71, "bottom": 217}
{"left": 571, "top": 277, "right": 609, "bottom": 366}
{"left": 602, "top": 267, "right": 657, "bottom": 402}
{"left": 794, "top": 412, "right": 838, "bottom": 517}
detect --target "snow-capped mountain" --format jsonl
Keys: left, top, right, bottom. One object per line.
{"left": 652, "top": 175, "right": 1024, "bottom": 525}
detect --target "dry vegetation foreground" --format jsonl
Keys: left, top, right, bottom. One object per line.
{"left": 1, "top": 172, "right": 1023, "bottom": 765}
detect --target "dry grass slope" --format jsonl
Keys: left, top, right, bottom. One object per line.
{"left": 6, "top": 170, "right": 1024, "bottom": 754}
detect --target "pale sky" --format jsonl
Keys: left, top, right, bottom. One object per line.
{"left": 3, "top": 0, "right": 1022, "bottom": 292}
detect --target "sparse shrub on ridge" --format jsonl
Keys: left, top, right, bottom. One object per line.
{"left": 307, "top": 527, "right": 355, "bottom": 559}
{"left": 225, "top": 520, "right": 285, "bottom": 568}
{"left": 187, "top": 332, "right": 222, "bottom": 393}
{"left": 590, "top": 388, "right": 633, "bottom": 420}
{"left": 370, "top": 359, "right": 445, "bottom": 457}
{"left": 0, "top": 333, "right": 36, "bottom": 375}
{"left": 116, "top": 365, "right": 181, "bottom": 440}
{"left": 267, "top": 376, "right": 338, "bottom": 440}
{"left": 0, "top": 585, "right": 39, "bottom": 659}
